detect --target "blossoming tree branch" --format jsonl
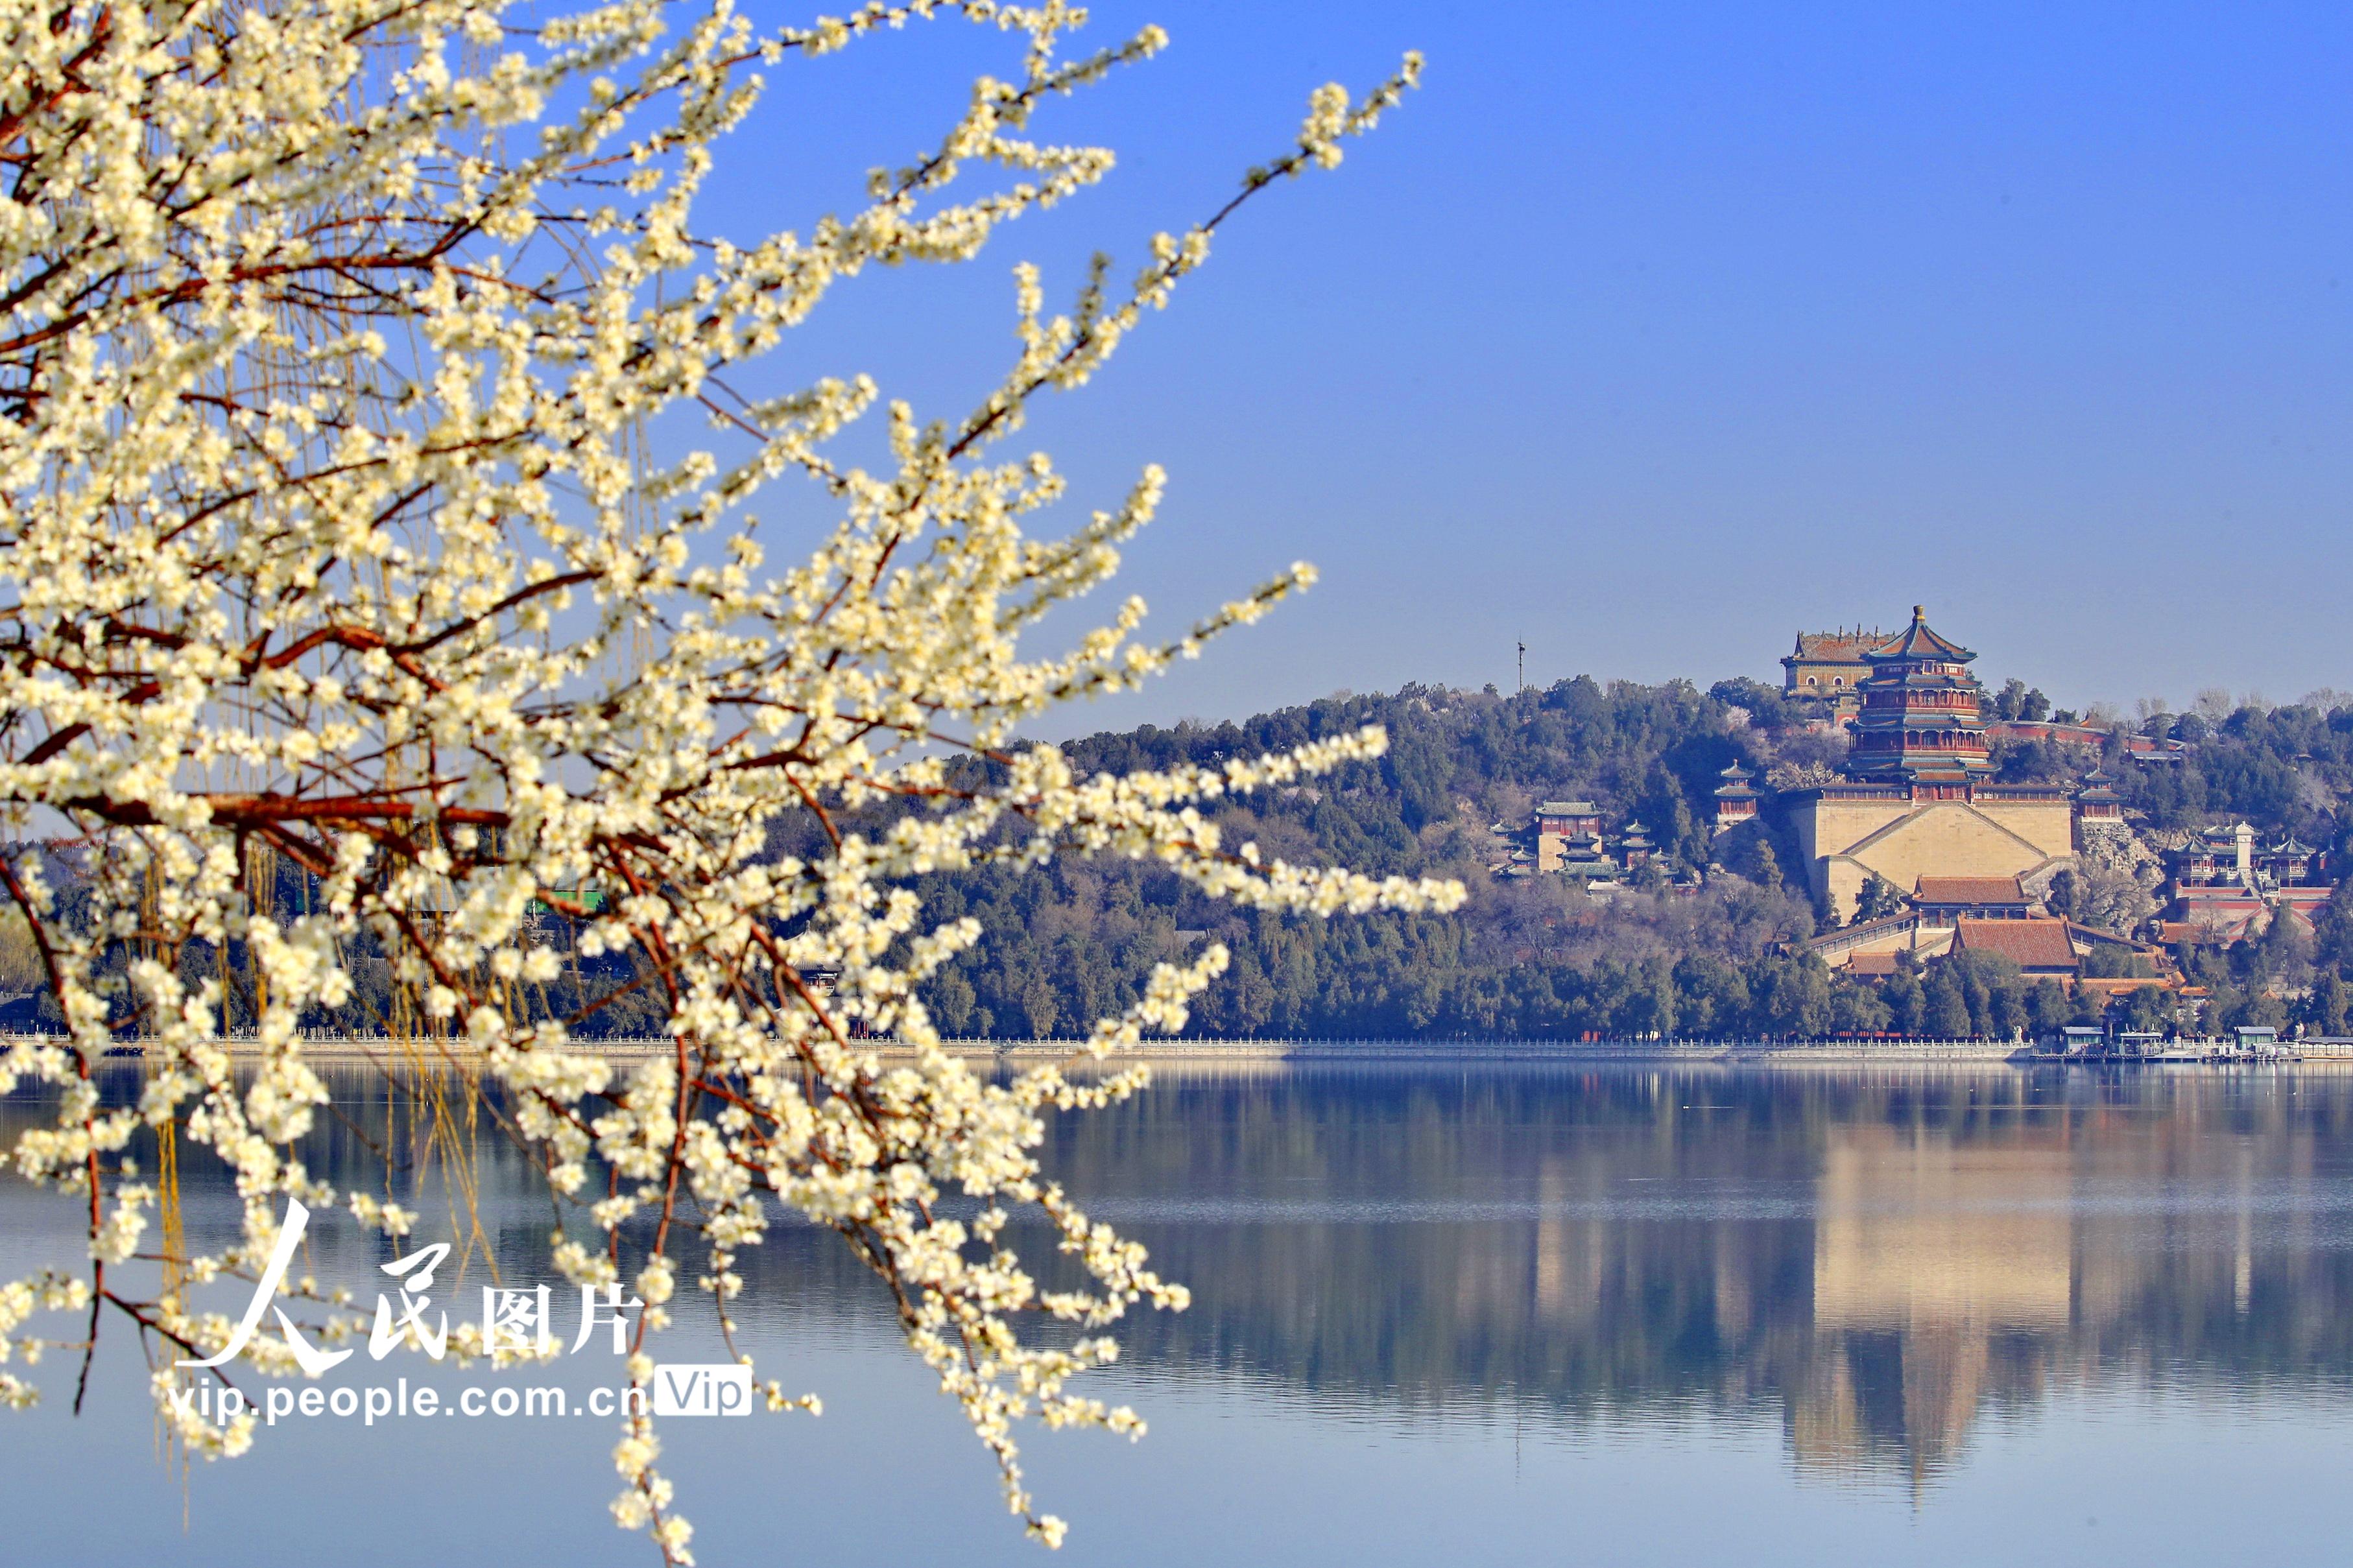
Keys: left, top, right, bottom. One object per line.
{"left": 0, "top": 0, "right": 1448, "bottom": 1556}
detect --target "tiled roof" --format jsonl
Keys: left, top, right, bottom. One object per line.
{"left": 1535, "top": 800, "right": 1599, "bottom": 816}
{"left": 1914, "top": 876, "right": 2028, "bottom": 905}
{"left": 1789, "top": 630, "right": 1886, "bottom": 663}
{"left": 1845, "top": 952, "right": 1902, "bottom": 976}
{"left": 1868, "top": 605, "right": 1974, "bottom": 663}
{"left": 1953, "top": 916, "right": 2076, "bottom": 969}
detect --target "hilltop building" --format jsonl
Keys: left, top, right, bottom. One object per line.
{"left": 1555, "top": 833, "right": 1619, "bottom": 883}
{"left": 1788, "top": 608, "right": 2077, "bottom": 922}
{"left": 1531, "top": 801, "right": 1601, "bottom": 873}
{"left": 2074, "top": 769, "right": 2127, "bottom": 836}
{"left": 1497, "top": 800, "right": 1684, "bottom": 892}
{"left": 1782, "top": 627, "right": 1889, "bottom": 715}
{"left": 1712, "top": 763, "right": 1762, "bottom": 832}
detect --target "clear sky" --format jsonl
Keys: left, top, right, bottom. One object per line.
{"left": 719, "top": 1, "right": 2353, "bottom": 731}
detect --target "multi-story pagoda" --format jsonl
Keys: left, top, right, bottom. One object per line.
{"left": 1843, "top": 607, "right": 1992, "bottom": 785}
{"left": 1712, "top": 762, "right": 1761, "bottom": 831}
{"left": 1783, "top": 606, "right": 2075, "bottom": 921}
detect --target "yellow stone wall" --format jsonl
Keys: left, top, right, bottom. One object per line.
{"left": 1795, "top": 792, "right": 2074, "bottom": 922}
{"left": 1785, "top": 659, "right": 1868, "bottom": 698}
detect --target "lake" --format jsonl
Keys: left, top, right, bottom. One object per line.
{"left": 6, "top": 1060, "right": 2353, "bottom": 1564}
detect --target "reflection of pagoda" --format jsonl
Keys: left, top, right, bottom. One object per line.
{"left": 1843, "top": 607, "right": 1993, "bottom": 785}
{"left": 1792, "top": 1127, "right": 2071, "bottom": 1493}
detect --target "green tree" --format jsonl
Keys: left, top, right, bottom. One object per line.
{"left": 1924, "top": 969, "right": 1974, "bottom": 1036}
{"left": 2114, "top": 986, "right": 2171, "bottom": 1035}
{"left": 1828, "top": 980, "right": 1893, "bottom": 1036}
{"left": 929, "top": 971, "right": 979, "bottom": 1037}
{"left": 1019, "top": 971, "right": 1062, "bottom": 1041}
{"left": 2317, "top": 881, "right": 2353, "bottom": 973}
{"left": 1755, "top": 955, "right": 1831, "bottom": 1038}
{"left": 1853, "top": 875, "right": 1905, "bottom": 924}
{"left": 2025, "top": 979, "right": 2072, "bottom": 1037}
{"left": 1883, "top": 965, "right": 1927, "bottom": 1036}
{"left": 2079, "top": 944, "right": 2156, "bottom": 980}
{"left": 2305, "top": 971, "right": 2352, "bottom": 1036}
{"left": 1636, "top": 760, "right": 1701, "bottom": 869}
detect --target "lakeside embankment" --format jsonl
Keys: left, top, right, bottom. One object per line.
{"left": 28, "top": 1034, "right": 2353, "bottom": 1065}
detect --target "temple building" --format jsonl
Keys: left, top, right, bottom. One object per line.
{"left": 1712, "top": 763, "right": 1762, "bottom": 831}
{"left": 1532, "top": 800, "right": 1602, "bottom": 872}
{"left": 1912, "top": 876, "right": 2033, "bottom": 925}
{"left": 2155, "top": 823, "right": 2334, "bottom": 943}
{"left": 2074, "top": 768, "right": 2126, "bottom": 837}
{"left": 1788, "top": 608, "right": 2077, "bottom": 922}
{"left": 1782, "top": 627, "right": 1889, "bottom": 715}
{"left": 1555, "top": 832, "right": 1619, "bottom": 883}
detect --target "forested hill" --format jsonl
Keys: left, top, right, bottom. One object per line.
{"left": 20, "top": 674, "right": 2343, "bottom": 1041}
{"left": 909, "top": 675, "right": 2353, "bottom": 1040}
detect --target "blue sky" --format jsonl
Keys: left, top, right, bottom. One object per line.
{"left": 715, "top": 1, "right": 2353, "bottom": 730}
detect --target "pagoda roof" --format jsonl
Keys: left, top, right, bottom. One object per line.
{"left": 1866, "top": 606, "right": 1974, "bottom": 664}
{"left": 1718, "top": 761, "right": 1754, "bottom": 779}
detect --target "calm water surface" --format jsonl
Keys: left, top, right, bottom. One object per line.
{"left": 5, "top": 1061, "right": 2353, "bottom": 1564}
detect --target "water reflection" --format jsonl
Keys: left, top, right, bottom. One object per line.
{"left": 1014, "top": 1064, "right": 2353, "bottom": 1492}
{"left": 8, "top": 1060, "right": 2353, "bottom": 1521}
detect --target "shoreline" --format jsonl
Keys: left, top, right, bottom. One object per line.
{"left": 31, "top": 1034, "right": 2353, "bottom": 1067}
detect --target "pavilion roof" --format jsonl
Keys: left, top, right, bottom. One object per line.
{"left": 1867, "top": 605, "right": 1975, "bottom": 664}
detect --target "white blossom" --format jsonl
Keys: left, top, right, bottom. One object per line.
{"left": 0, "top": 0, "right": 1437, "bottom": 1557}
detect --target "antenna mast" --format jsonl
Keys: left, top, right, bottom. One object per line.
{"left": 1517, "top": 641, "right": 1526, "bottom": 693}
